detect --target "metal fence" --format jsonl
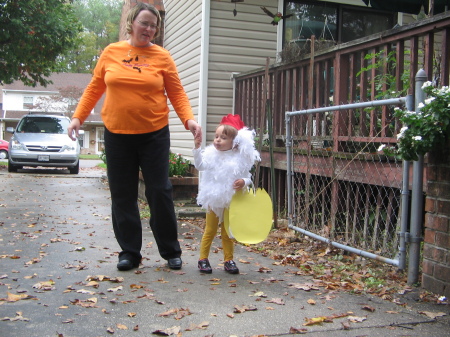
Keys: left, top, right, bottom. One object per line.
{"left": 285, "top": 95, "right": 420, "bottom": 268}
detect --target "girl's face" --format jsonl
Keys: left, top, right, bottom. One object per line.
{"left": 130, "top": 10, "right": 158, "bottom": 47}
{"left": 214, "top": 125, "right": 234, "bottom": 151}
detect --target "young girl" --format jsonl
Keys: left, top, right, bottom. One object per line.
{"left": 193, "top": 114, "right": 260, "bottom": 274}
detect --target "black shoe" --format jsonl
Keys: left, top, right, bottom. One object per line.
{"left": 167, "top": 257, "right": 182, "bottom": 270}
{"left": 117, "top": 259, "right": 139, "bottom": 271}
{"left": 198, "top": 258, "right": 212, "bottom": 273}
{"left": 224, "top": 260, "right": 239, "bottom": 274}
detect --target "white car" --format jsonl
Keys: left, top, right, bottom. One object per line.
{"left": 7, "top": 114, "right": 82, "bottom": 174}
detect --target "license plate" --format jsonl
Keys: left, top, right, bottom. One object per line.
{"left": 38, "top": 155, "right": 50, "bottom": 162}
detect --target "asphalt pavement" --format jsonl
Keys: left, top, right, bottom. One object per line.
{"left": 0, "top": 164, "right": 449, "bottom": 337}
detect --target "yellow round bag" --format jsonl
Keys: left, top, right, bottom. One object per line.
{"left": 223, "top": 188, "right": 273, "bottom": 244}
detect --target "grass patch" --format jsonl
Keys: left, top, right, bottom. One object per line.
{"left": 80, "top": 154, "right": 100, "bottom": 160}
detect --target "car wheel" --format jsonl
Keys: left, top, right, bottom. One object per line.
{"left": 8, "top": 160, "right": 18, "bottom": 172}
{"left": 0, "top": 150, "right": 7, "bottom": 159}
{"left": 69, "top": 161, "right": 79, "bottom": 174}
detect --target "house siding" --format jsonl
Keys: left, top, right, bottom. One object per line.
{"left": 163, "top": 0, "right": 203, "bottom": 159}
{"left": 206, "top": 0, "right": 277, "bottom": 141}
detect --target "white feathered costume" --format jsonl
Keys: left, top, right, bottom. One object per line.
{"left": 193, "top": 127, "right": 260, "bottom": 222}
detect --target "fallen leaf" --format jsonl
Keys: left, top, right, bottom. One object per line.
{"left": 266, "top": 298, "right": 285, "bottom": 305}
{"left": 152, "top": 326, "right": 181, "bottom": 335}
{"left": 418, "top": 311, "right": 447, "bottom": 319}
{"left": 116, "top": 323, "right": 127, "bottom": 330}
{"left": 303, "top": 316, "right": 326, "bottom": 326}
{"left": 128, "top": 312, "right": 137, "bottom": 317}
{"left": 348, "top": 315, "right": 367, "bottom": 323}
{"left": 362, "top": 305, "right": 375, "bottom": 312}
{"left": 289, "top": 327, "right": 308, "bottom": 334}
{"left": 107, "top": 286, "right": 123, "bottom": 292}
{"left": 250, "top": 291, "right": 267, "bottom": 298}
{"left": 288, "top": 282, "right": 320, "bottom": 291}
{"left": 341, "top": 321, "right": 351, "bottom": 330}
{"left": 307, "top": 299, "right": 316, "bottom": 305}
{"left": 6, "top": 292, "right": 33, "bottom": 302}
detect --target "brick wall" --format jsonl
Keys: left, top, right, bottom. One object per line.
{"left": 423, "top": 141, "right": 450, "bottom": 297}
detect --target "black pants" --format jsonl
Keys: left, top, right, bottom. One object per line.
{"left": 104, "top": 126, "right": 181, "bottom": 263}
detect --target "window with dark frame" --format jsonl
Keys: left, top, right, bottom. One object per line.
{"left": 23, "top": 96, "right": 34, "bottom": 110}
{"left": 283, "top": 0, "right": 395, "bottom": 46}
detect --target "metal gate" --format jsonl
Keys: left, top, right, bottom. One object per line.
{"left": 285, "top": 71, "right": 427, "bottom": 282}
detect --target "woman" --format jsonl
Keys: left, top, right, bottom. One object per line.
{"left": 68, "top": 2, "right": 202, "bottom": 271}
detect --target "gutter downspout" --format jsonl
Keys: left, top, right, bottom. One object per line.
{"left": 198, "top": 0, "right": 210, "bottom": 148}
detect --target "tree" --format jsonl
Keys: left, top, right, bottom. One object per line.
{"left": 33, "top": 86, "right": 84, "bottom": 118}
{"left": 0, "top": 0, "right": 82, "bottom": 87}
{"left": 58, "top": 0, "right": 123, "bottom": 73}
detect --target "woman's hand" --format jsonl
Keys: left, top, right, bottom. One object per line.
{"left": 67, "top": 118, "right": 81, "bottom": 141}
{"left": 187, "top": 120, "right": 202, "bottom": 148}
{"left": 233, "top": 179, "right": 245, "bottom": 191}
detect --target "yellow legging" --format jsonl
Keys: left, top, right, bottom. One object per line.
{"left": 199, "top": 210, "right": 234, "bottom": 262}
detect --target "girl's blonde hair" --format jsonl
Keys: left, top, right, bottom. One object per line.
{"left": 218, "top": 124, "right": 238, "bottom": 140}
{"left": 125, "top": 2, "right": 161, "bottom": 39}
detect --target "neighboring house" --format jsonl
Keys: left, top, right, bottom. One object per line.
{"left": 0, "top": 73, "right": 105, "bottom": 155}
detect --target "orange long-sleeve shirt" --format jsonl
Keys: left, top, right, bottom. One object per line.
{"left": 73, "top": 41, "right": 194, "bottom": 134}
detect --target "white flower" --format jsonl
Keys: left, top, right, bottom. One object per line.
{"left": 413, "top": 136, "right": 422, "bottom": 141}
{"left": 394, "top": 107, "right": 401, "bottom": 111}
{"left": 418, "top": 102, "right": 425, "bottom": 109}
{"left": 397, "top": 126, "right": 408, "bottom": 139}
{"left": 425, "top": 97, "right": 436, "bottom": 104}
{"left": 378, "top": 144, "right": 386, "bottom": 152}
{"left": 422, "top": 81, "right": 433, "bottom": 89}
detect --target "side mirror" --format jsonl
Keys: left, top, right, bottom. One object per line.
{"left": 6, "top": 127, "right": 14, "bottom": 133}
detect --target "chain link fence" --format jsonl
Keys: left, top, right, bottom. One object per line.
{"left": 287, "top": 98, "right": 411, "bottom": 261}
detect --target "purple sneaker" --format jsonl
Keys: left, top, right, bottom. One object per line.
{"left": 198, "top": 258, "right": 212, "bottom": 273}
{"left": 224, "top": 260, "right": 239, "bottom": 274}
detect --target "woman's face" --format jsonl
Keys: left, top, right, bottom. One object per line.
{"left": 214, "top": 125, "right": 234, "bottom": 151}
{"left": 130, "top": 9, "right": 158, "bottom": 47}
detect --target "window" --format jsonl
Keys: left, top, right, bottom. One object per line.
{"left": 284, "top": 1, "right": 395, "bottom": 45}
{"left": 23, "top": 96, "right": 34, "bottom": 109}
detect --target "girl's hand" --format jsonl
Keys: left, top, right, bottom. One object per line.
{"left": 233, "top": 179, "right": 245, "bottom": 191}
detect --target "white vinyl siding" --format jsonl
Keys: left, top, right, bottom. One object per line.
{"left": 206, "top": 0, "right": 277, "bottom": 142}
{"left": 164, "top": 0, "right": 203, "bottom": 159}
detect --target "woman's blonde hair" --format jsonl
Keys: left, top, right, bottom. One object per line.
{"left": 125, "top": 2, "right": 161, "bottom": 39}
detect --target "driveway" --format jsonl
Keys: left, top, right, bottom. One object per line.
{"left": 0, "top": 172, "right": 449, "bottom": 336}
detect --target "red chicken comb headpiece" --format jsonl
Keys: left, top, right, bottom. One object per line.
{"left": 220, "top": 114, "right": 245, "bottom": 130}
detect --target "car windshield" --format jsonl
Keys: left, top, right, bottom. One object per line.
{"left": 17, "top": 117, "right": 68, "bottom": 134}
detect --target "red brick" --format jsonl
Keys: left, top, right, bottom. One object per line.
{"left": 423, "top": 244, "right": 447, "bottom": 262}
{"left": 422, "top": 274, "right": 449, "bottom": 297}
{"left": 437, "top": 200, "right": 450, "bottom": 216}
{"left": 425, "top": 198, "right": 435, "bottom": 212}
{"left": 422, "top": 259, "right": 435, "bottom": 275}
{"left": 435, "top": 231, "right": 450, "bottom": 249}
{"left": 426, "top": 214, "right": 450, "bottom": 232}
{"left": 424, "top": 228, "right": 435, "bottom": 245}
{"left": 434, "top": 264, "right": 450, "bottom": 282}
{"left": 428, "top": 182, "right": 450, "bottom": 199}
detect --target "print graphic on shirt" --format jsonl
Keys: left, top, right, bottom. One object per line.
{"left": 122, "top": 49, "right": 149, "bottom": 73}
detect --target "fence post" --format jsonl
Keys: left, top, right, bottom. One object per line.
{"left": 407, "top": 69, "right": 427, "bottom": 285}
{"left": 398, "top": 95, "right": 414, "bottom": 271}
{"left": 286, "top": 113, "right": 293, "bottom": 226}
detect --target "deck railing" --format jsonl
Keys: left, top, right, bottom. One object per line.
{"left": 235, "top": 12, "right": 450, "bottom": 216}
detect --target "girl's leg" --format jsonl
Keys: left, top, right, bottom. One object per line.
{"left": 220, "top": 219, "right": 234, "bottom": 262}
{"left": 199, "top": 211, "right": 219, "bottom": 260}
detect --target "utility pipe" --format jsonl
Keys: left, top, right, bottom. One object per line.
{"left": 407, "top": 69, "right": 427, "bottom": 284}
